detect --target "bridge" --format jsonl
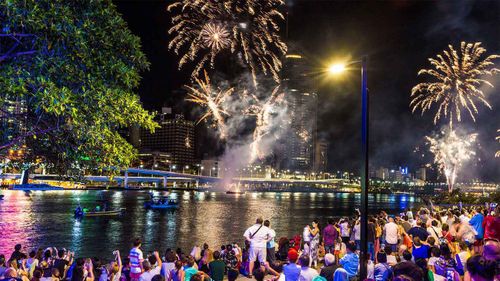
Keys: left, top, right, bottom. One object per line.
{"left": 0, "top": 168, "right": 346, "bottom": 190}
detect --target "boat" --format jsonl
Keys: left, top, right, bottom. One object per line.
{"left": 12, "top": 183, "right": 64, "bottom": 191}
{"left": 144, "top": 194, "right": 179, "bottom": 210}
{"left": 75, "top": 208, "right": 125, "bottom": 218}
{"left": 226, "top": 190, "right": 246, "bottom": 195}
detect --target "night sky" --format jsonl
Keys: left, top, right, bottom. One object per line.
{"left": 114, "top": 0, "right": 500, "bottom": 181}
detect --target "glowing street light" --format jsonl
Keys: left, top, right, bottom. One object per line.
{"left": 327, "top": 56, "right": 369, "bottom": 280}
{"left": 327, "top": 63, "right": 346, "bottom": 74}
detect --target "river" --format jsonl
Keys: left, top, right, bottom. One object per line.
{"left": 0, "top": 189, "right": 418, "bottom": 258}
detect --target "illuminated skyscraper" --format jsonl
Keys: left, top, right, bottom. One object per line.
{"left": 0, "top": 97, "right": 27, "bottom": 149}
{"left": 140, "top": 108, "right": 195, "bottom": 166}
{"left": 280, "top": 53, "right": 317, "bottom": 171}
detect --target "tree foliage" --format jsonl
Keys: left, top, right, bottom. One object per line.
{"left": 0, "top": 0, "right": 157, "bottom": 172}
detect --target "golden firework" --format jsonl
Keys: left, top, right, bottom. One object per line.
{"left": 200, "top": 23, "right": 231, "bottom": 51}
{"left": 411, "top": 42, "right": 499, "bottom": 127}
{"left": 168, "top": 0, "right": 287, "bottom": 86}
{"left": 185, "top": 71, "right": 234, "bottom": 139}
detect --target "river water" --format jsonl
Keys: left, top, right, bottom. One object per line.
{"left": 0, "top": 189, "right": 418, "bottom": 258}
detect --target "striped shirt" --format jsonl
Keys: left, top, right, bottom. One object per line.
{"left": 129, "top": 247, "right": 144, "bottom": 274}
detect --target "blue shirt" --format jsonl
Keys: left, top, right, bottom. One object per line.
{"left": 283, "top": 263, "right": 301, "bottom": 281}
{"left": 412, "top": 244, "right": 430, "bottom": 260}
{"left": 469, "top": 214, "right": 484, "bottom": 239}
{"left": 339, "top": 253, "right": 359, "bottom": 278}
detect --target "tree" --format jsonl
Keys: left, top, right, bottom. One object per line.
{"left": 0, "top": 0, "right": 157, "bottom": 173}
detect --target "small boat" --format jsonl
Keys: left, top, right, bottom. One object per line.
{"left": 226, "top": 190, "right": 246, "bottom": 195}
{"left": 144, "top": 194, "right": 178, "bottom": 210}
{"left": 12, "top": 183, "right": 64, "bottom": 191}
{"left": 75, "top": 208, "right": 125, "bottom": 218}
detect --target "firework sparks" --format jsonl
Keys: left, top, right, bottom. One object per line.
{"left": 298, "top": 129, "right": 311, "bottom": 142}
{"left": 168, "top": 0, "right": 287, "bottom": 86}
{"left": 496, "top": 129, "right": 500, "bottom": 157}
{"left": 411, "top": 42, "right": 499, "bottom": 127}
{"left": 244, "top": 86, "right": 285, "bottom": 162}
{"left": 185, "top": 71, "right": 234, "bottom": 139}
{"left": 200, "top": 23, "right": 231, "bottom": 52}
{"left": 426, "top": 129, "right": 477, "bottom": 192}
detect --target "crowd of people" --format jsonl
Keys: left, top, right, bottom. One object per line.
{"left": 0, "top": 204, "right": 498, "bottom": 281}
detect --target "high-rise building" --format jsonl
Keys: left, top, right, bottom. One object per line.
{"left": 313, "top": 139, "right": 328, "bottom": 172}
{"left": 375, "top": 167, "right": 389, "bottom": 180}
{"left": 140, "top": 108, "right": 195, "bottom": 166}
{"left": 0, "top": 97, "right": 27, "bottom": 148}
{"left": 416, "top": 167, "right": 427, "bottom": 181}
{"left": 280, "top": 53, "right": 318, "bottom": 172}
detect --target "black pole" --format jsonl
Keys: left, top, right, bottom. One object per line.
{"left": 359, "top": 56, "right": 369, "bottom": 280}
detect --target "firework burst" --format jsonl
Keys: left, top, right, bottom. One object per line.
{"left": 185, "top": 71, "right": 234, "bottom": 139}
{"left": 243, "top": 86, "right": 285, "bottom": 162}
{"left": 168, "top": 0, "right": 287, "bottom": 86}
{"left": 200, "top": 23, "right": 231, "bottom": 51}
{"left": 411, "top": 42, "right": 499, "bottom": 127}
{"left": 426, "top": 129, "right": 477, "bottom": 192}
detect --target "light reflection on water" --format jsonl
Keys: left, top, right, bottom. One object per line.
{"left": 0, "top": 190, "right": 419, "bottom": 257}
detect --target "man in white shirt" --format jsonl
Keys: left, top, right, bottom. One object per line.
{"left": 383, "top": 217, "right": 399, "bottom": 253}
{"left": 139, "top": 251, "right": 162, "bottom": 281}
{"left": 244, "top": 217, "right": 273, "bottom": 278}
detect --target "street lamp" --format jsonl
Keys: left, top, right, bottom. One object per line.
{"left": 327, "top": 56, "right": 369, "bottom": 280}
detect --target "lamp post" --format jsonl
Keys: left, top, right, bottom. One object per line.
{"left": 328, "top": 56, "right": 369, "bottom": 280}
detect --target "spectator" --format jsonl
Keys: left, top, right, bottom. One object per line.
{"left": 466, "top": 255, "right": 497, "bottom": 281}
{"left": 129, "top": 239, "right": 144, "bottom": 281}
{"left": 282, "top": 249, "right": 300, "bottom": 281}
{"left": 298, "top": 256, "right": 318, "bottom": 281}
{"left": 208, "top": 251, "right": 224, "bottom": 281}
{"left": 383, "top": 217, "right": 399, "bottom": 253}
{"left": 338, "top": 242, "right": 358, "bottom": 279}
{"left": 139, "top": 252, "right": 162, "bottom": 281}
{"left": 411, "top": 237, "right": 430, "bottom": 260}
{"left": 374, "top": 251, "right": 391, "bottom": 281}
{"left": 319, "top": 254, "right": 339, "bottom": 281}
{"left": 408, "top": 222, "right": 430, "bottom": 241}
{"left": 264, "top": 220, "right": 277, "bottom": 266}
{"left": 322, "top": 219, "right": 339, "bottom": 255}
{"left": 243, "top": 217, "right": 274, "bottom": 278}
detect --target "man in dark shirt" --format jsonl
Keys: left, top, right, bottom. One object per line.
{"left": 407, "top": 222, "right": 430, "bottom": 241}
{"left": 322, "top": 219, "right": 339, "bottom": 254}
{"left": 208, "top": 251, "right": 225, "bottom": 281}
{"left": 9, "top": 244, "right": 26, "bottom": 264}
{"left": 367, "top": 217, "right": 376, "bottom": 261}
{"left": 54, "top": 250, "right": 72, "bottom": 279}
{"left": 320, "top": 254, "right": 339, "bottom": 281}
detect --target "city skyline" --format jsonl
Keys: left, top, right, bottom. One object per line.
{"left": 115, "top": 0, "right": 500, "bottom": 182}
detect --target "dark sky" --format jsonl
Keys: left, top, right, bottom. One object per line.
{"left": 114, "top": 0, "right": 500, "bottom": 182}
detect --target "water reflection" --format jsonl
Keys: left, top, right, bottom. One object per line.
{"left": 0, "top": 190, "right": 419, "bottom": 257}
